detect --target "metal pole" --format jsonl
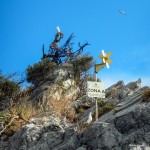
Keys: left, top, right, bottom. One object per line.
{"left": 95, "top": 73, "right": 98, "bottom": 122}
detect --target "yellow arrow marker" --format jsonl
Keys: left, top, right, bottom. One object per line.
{"left": 95, "top": 63, "right": 105, "bottom": 73}
{"left": 95, "top": 50, "right": 112, "bottom": 72}
{"left": 99, "top": 51, "right": 112, "bottom": 69}
{"left": 99, "top": 51, "right": 112, "bottom": 63}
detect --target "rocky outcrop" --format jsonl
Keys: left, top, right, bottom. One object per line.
{"left": 0, "top": 114, "right": 80, "bottom": 150}
{"left": 105, "top": 79, "right": 141, "bottom": 101}
{"left": 1, "top": 79, "right": 150, "bottom": 150}
{"left": 30, "top": 67, "right": 80, "bottom": 117}
{"left": 81, "top": 122, "right": 122, "bottom": 150}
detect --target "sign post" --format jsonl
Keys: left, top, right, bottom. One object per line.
{"left": 95, "top": 73, "right": 98, "bottom": 122}
{"left": 87, "top": 80, "right": 105, "bottom": 122}
{"left": 87, "top": 50, "right": 112, "bottom": 122}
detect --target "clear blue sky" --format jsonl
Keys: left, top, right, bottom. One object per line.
{"left": 0, "top": 0, "right": 150, "bottom": 88}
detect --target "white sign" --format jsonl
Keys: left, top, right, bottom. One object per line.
{"left": 87, "top": 81, "right": 105, "bottom": 98}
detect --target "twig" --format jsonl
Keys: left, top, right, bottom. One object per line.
{"left": 0, "top": 115, "right": 19, "bottom": 135}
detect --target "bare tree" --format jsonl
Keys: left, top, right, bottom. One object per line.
{"left": 42, "top": 28, "right": 90, "bottom": 64}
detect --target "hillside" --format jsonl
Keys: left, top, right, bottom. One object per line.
{"left": 0, "top": 65, "right": 150, "bottom": 150}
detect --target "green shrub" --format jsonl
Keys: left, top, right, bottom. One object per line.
{"left": 71, "top": 55, "right": 94, "bottom": 81}
{"left": 0, "top": 73, "right": 20, "bottom": 99}
{"left": 142, "top": 88, "right": 150, "bottom": 102}
{"left": 97, "top": 99, "right": 116, "bottom": 117}
{"left": 105, "top": 88, "right": 116, "bottom": 98}
{"left": 26, "top": 58, "right": 57, "bottom": 86}
{"left": 76, "top": 107, "right": 85, "bottom": 114}
{"left": 97, "top": 99, "right": 106, "bottom": 107}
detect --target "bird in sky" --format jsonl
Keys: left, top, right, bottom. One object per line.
{"left": 119, "top": 10, "right": 127, "bottom": 15}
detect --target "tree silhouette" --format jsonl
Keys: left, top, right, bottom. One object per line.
{"left": 42, "top": 28, "right": 90, "bottom": 64}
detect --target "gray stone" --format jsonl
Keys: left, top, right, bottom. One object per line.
{"left": 76, "top": 147, "right": 87, "bottom": 150}
{"left": 126, "top": 78, "right": 141, "bottom": 91}
{"left": 82, "top": 122, "right": 122, "bottom": 150}
{"left": 1, "top": 78, "right": 150, "bottom": 150}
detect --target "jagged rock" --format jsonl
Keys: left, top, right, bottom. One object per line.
{"left": 119, "top": 87, "right": 131, "bottom": 99}
{"left": 129, "top": 144, "right": 149, "bottom": 150}
{"left": 8, "top": 123, "right": 64, "bottom": 150}
{"left": 53, "top": 69, "right": 70, "bottom": 83}
{"left": 105, "top": 79, "right": 142, "bottom": 102}
{"left": 76, "top": 147, "right": 87, "bottom": 150}
{"left": 126, "top": 78, "right": 141, "bottom": 91}
{"left": 81, "top": 122, "right": 122, "bottom": 150}
{"left": 4, "top": 115, "right": 64, "bottom": 150}
{"left": 31, "top": 69, "right": 80, "bottom": 116}
{"left": 72, "top": 95, "right": 94, "bottom": 110}
{"left": 1, "top": 114, "right": 80, "bottom": 150}
{"left": 63, "top": 79, "right": 75, "bottom": 90}
{"left": 0, "top": 141, "right": 8, "bottom": 150}
{"left": 29, "top": 114, "right": 61, "bottom": 126}
{"left": 106, "top": 80, "right": 125, "bottom": 91}
{"left": 1, "top": 78, "right": 150, "bottom": 150}
{"left": 52, "top": 127, "right": 80, "bottom": 150}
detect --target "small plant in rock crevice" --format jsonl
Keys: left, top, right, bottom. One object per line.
{"left": 97, "top": 99, "right": 117, "bottom": 117}
{"left": 142, "top": 87, "right": 150, "bottom": 102}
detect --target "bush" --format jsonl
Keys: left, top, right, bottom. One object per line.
{"left": 0, "top": 104, "right": 32, "bottom": 136}
{"left": 0, "top": 73, "right": 20, "bottom": 100}
{"left": 71, "top": 55, "right": 94, "bottom": 80}
{"left": 26, "top": 58, "right": 57, "bottom": 86}
{"left": 97, "top": 99, "right": 116, "bottom": 117}
{"left": 75, "top": 107, "right": 85, "bottom": 114}
{"left": 142, "top": 88, "right": 150, "bottom": 102}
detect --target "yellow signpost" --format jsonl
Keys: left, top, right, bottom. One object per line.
{"left": 94, "top": 50, "right": 112, "bottom": 122}
{"left": 95, "top": 50, "right": 112, "bottom": 73}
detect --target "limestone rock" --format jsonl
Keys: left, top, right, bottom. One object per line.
{"left": 81, "top": 122, "right": 122, "bottom": 150}
{"left": 26, "top": 67, "right": 80, "bottom": 122}
{"left": 1, "top": 78, "right": 150, "bottom": 150}
{"left": 72, "top": 95, "right": 94, "bottom": 110}
{"left": 1, "top": 115, "right": 80, "bottom": 150}
{"left": 126, "top": 78, "right": 141, "bottom": 91}
{"left": 76, "top": 147, "right": 87, "bottom": 150}
{"left": 105, "top": 79, "right": 142, "bottom": 102}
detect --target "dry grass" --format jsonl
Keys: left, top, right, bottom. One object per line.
{"left": 0, "top": 102, "right": 33, "bottom": 136}
{"left": 0, "top": 85, "right": 78, "bottom": 136}
{"left": 30, "top": 84, "right": 78, "bottom": 123}
{"left": 47, "top": 98, "right": 77, "bottom": 123}
{"left": 0, "top": 90, "right": 34, "bottom": 136}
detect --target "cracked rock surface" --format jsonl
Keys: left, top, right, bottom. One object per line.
{"left": 1, "top": 79, "right": 150, "bottom": 150}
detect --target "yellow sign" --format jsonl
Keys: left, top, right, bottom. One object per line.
{"left": 95, "top": 50, "right": 112, "bottom": 73}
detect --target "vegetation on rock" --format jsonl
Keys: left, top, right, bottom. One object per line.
{"left": 142, "top": 87, "right": 150, "bottom": 102}
{"left": 97, "top": 99, "right": 117, "bottom": 117}
{"left": 0, "top": 30, "right": 96, "bottom": 138}
{"left": 0, "top": 72, "right": 20, "bottom": 100}
{"left": 71, "top": 55, "right": 94, "bottom": 81}
{"left": 26, "top": 58, "right": 57, "bottom": 86}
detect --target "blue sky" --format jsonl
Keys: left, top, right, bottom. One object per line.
{"left": 0, "top": 0, "right": 150, "bottom": 88}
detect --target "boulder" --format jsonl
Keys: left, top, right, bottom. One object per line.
{"left": 81, "top": 122, "right": 122, "bottom": 150}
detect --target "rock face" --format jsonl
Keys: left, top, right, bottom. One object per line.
{"left": 30, "top": 67, "right": 80, "bottom": 118}
{"left": 1, "top": 78, "right": 150, "bottom": 150}
{"left": 1, "top": 115, "right": 80, "bottom": 150}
